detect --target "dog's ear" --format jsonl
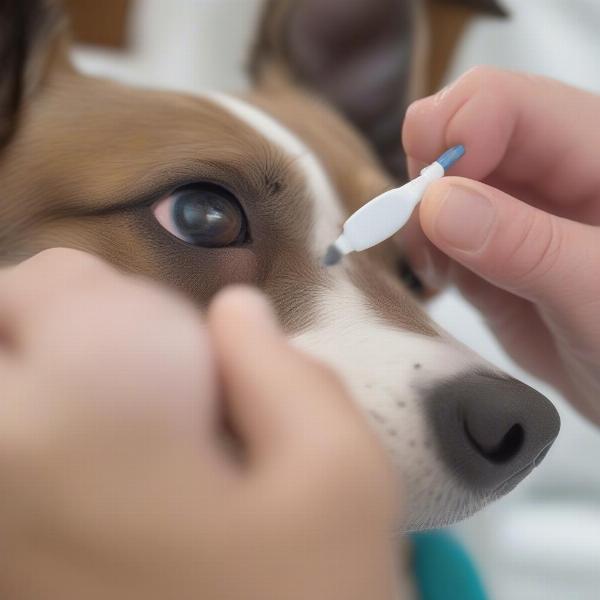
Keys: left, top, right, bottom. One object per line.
{"left": 0, "top": 0, "right": 69, "bottom": 146}
{"left": 249, "top": 0, "right": 423, "bottom": 182}
{"left": 249, "top": 0, "right": 506, "bottom": 183}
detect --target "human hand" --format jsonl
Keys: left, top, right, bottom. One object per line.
{"left": 402, "top": 67, "right": 600, "bottom": 425}
{"left": 0, "top": 248, "right": 399, "bottom": 600}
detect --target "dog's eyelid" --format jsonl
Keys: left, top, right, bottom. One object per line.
{"left": 73, "top": 176, "right": 241, "bottom": 218}
{"left": 66, "top": 183, "right": 185, "bottom": 218}
{"left": 67, "top": 155, "right": 287, "bottom": 218}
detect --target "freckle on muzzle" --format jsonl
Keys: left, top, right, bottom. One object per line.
{"left": 426, "top": 371, "right": 561, "bottom": 494}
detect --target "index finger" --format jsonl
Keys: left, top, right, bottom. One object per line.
{"left": 402, "top": 67, "right": 600, "bottom": 206}
{"left": 208, "top": 287, "right": 392, "bottom": 478}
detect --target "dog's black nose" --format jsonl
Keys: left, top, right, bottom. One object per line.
{"left": 427, "top": 372, "right": 560, "bottom": 493}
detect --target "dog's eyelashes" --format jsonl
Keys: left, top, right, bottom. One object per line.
{"left": 152, "top": 184, "right": 248, "bottom": 248}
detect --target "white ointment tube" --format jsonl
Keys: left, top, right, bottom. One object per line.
{"left": 323, "top": 145, "right": 465, "bottom": 266}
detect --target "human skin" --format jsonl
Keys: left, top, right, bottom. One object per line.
{"left": 0, "top": 248, "right": 399, "bottom": 600}
{"left": 402, "top": 66, "right": 600, "bottom": 425}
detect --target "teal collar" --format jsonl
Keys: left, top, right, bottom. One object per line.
{"left": 410, "top": 531, "right": 488, "bottom": 600}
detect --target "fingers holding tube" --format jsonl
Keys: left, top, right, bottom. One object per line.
{"left": 403, "top": 67, "right": 600, "bottom": 205}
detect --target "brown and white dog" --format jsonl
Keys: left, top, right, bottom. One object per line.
{"left": 0, "top": 0, "right": 558, "bottom": 547}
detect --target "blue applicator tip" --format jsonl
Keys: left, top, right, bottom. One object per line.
{"left": 435, "top": 145, "right": 465, "bottom": 170}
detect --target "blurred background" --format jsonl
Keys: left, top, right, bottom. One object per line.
{"left": 68, "top": 1, "right": 600, "bottom": 598}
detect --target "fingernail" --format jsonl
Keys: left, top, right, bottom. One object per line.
{"left": 433, "top": 185, "right": 495, "bottom": 252}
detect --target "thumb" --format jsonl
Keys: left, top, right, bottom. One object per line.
{"left": 420, "top": 177, "right": 600, "bottom": 315}
{"left": 207, "top": 287, "right": 373, "bottom": 472}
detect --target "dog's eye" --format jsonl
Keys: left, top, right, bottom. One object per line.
{"left": 153, "top": 184, "right": 247, "bottom": 247}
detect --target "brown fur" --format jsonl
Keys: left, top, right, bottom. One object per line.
{"left": 425, "top": 0, "right": 507, "bottom": 93}
{"left": 0, "top": 0, "right": 506, "bottom": 336}
{"left": 246, "top": 84, "right": 438, "bottom": 335}
{"left": 1, "top": 70, "right": 339, "bottom": 332}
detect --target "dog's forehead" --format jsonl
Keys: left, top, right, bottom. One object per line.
{"left": 5, "top": 73, "right": 379, "bottom": 235}
{"left": 1, "top": 73, "right": 436, "bottom": 337}
{"left": 244, "top": 87, "right": 394, "bottom": 217}
{"left": 4, "top": 77, "right": 295, "bottom": 213}
{"left": 3, "top": 75, "right": 334, "bottom": 328}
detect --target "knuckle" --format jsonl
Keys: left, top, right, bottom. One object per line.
{"left": 458, "top": 66, "right": 535, "bottom": 103}
{"left": 20, "top": 249, "right": 118, "bottom": 315}
{"left": 30, "top": 247, "right": 89, "bottom": 265}
{"left": 26, "top": 248, "right": 112, "bottom": 281}
{"left": 459, "top": 67, "right": 537, "bottom": 104}
{"left": 508, "top": 211, "right": 564, "bottom": 289}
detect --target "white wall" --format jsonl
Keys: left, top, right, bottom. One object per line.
{"left": 436, "top": 1, "right": 600, "bottom": 597}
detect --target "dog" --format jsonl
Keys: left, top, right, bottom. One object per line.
{"left": 0, "top": 0, "right": 559, "bottom": 594}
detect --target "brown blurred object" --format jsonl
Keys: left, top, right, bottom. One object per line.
{"left": 425, "top": 0, "right": 507, "bottom": 94}
{"left": 64, "top": 0, "right": 132, "bottom": 48}
{"left": 426, "top": 0, "right": 476, "bottom": 93}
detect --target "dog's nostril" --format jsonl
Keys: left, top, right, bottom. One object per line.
{"left": 427, "top": 371, "right": 561, "bottom": 493}
{"left": 464, "top": 421, "right": 524, "bottom": 464}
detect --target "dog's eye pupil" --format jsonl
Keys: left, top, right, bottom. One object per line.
{"left": 153, "top": 184, "right": 247, "bottom": 248}
{"left": 172, "top": 188, "right": 242, "bottom": 246}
